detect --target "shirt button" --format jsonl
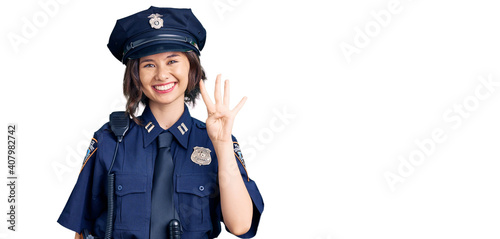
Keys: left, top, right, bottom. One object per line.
{"left": 117, "top": 185, "right": 123, "bottom": 191}
{"left": 199, "top": 186, "right": 205, "bottom": 191}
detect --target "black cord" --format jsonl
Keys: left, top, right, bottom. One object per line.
{"left": 107, "top": 138, "right": 121, "bottom": 175}
{"left": 104, "top": 173, "right": 115, "bottom": 239}
{"left": 104, "top": 138, "right": 121, "bottom": 239}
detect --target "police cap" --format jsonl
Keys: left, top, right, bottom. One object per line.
{"left": 107, "top": 6, "right": 206, "bottom": 64}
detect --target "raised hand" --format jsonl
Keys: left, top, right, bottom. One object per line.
{"left": 199, "top": 74, "right": 247, "bottom": 143}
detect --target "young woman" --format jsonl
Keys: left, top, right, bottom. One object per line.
{"left": 58, "top": 7, "right": 264, "bottom": 239}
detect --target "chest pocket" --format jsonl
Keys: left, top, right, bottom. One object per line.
{"left": 114, "top": 173, "right": 148, "bottom": 231}
{"left": 176, "top": 173, "right": 218, "bottom": 232}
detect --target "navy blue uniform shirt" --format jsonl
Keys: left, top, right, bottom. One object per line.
{"left": 58, "top": 105, "right": 264, "bottom": 238}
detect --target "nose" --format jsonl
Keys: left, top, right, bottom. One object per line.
{"left": 155, "top": 64, "right": 171, "bottom": 81}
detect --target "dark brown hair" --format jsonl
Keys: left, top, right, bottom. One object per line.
{"left": 123, "top": 51, "right": 206, "bottom": 124}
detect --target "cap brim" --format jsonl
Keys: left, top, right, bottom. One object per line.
{"left": 126, "top": 42, "right": 199, "bottom": 62}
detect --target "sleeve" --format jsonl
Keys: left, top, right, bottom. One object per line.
{"left": 230, "top": 136, "right": 265, "bottom": 238}
{"left": 57, "top": 134, "right": 107, "bottom": 234}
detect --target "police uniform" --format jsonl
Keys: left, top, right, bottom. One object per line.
{"left": 57, "top": 6, "right": 264, "bottom": 239}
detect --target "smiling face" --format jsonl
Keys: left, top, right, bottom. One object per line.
{"left": 139, "top": 51, "right": 190, "bottom": 108}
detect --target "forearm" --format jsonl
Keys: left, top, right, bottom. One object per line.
{"left": 214, "top": 140, "right": 253, "bottom": 235}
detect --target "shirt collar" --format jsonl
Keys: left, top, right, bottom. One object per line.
{"left": 140, "top": 104, "right": 193, "bottom": 149}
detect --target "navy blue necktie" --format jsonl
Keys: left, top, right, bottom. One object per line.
{"left": 150, "top": 131, "right": 175, "bottom": 238}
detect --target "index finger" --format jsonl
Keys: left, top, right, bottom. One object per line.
{"left": 199, "top": 79, "right": 215, "bottom": 113}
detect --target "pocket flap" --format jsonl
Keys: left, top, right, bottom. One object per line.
{"left": 176, "top": 173, "right": 217, "bottom": 197}
{"left": 115, "top": 173, "right": 147, "bottom": 196}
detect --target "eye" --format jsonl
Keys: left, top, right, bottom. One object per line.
{"left": 142, "top": 63, "right": 155, "bottom": 68}
{"left": 167, "top": 60, "right": 177, "bottom": 65}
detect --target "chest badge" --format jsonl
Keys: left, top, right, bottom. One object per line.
{"left": 191, "top": 146, "right": 212, "bottom": 166}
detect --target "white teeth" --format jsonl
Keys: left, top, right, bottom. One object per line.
{"left": 154, "top": 83, "right": 174, "bottom": 91}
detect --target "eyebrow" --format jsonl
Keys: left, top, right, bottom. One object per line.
{"left": 140, "top": 53, "right": 180, "bottom": 63}
{"left": 166, "top": 54, "right": 180, "bottom": 58}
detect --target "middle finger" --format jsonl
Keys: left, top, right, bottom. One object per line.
{"left": 214, "top": 74, "right": 222, "bottom": 105}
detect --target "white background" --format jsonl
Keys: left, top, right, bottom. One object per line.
{"left": 1, "top": 0, "right": 500, "bottom": 238}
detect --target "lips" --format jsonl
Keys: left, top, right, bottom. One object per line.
{"left": 153, "top": 82, "right": 176, "bottom": 93}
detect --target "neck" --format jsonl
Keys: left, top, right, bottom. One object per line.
{"left": 148, "top": 99, "right": 185, "bottom": 130}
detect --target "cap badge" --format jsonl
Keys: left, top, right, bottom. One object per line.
{"left": 148, "top": 13, "right": 163, "bottom": 29}
{"left": 191, "top": 146, "right": 212, "bottom": 166}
